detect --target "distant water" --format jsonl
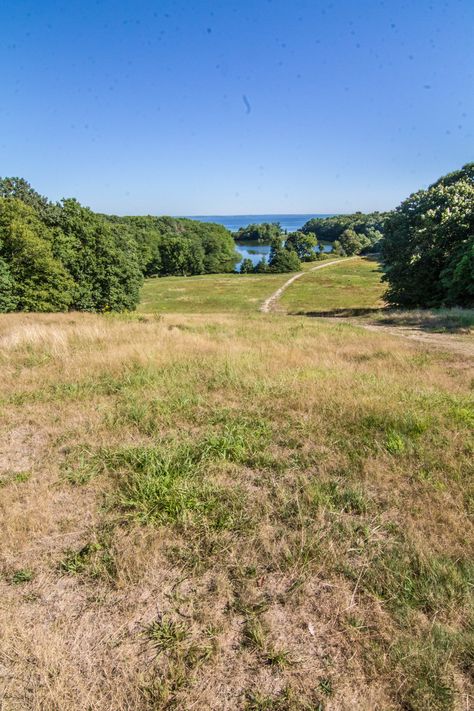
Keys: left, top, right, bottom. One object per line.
{"left": 184, "top": 213, "right": 333, "bottom": 233}
{"left": 181, "top": 214, "right": 334, "bottom": 267}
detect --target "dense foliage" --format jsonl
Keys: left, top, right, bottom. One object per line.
{"left": 0, "top": 179, "right": 143, "bottom": 313}
{"left": 301, "top": 212, "right": 386, "bottom": 254}
{"left": 285, "top": 231, "right": 318, "bottom": 261}
{"left": 268, "top": 237, "right": 301, "bottom": 272}
{"left": 104, "top": 215, "right": 238, "bottom": 277}
{"left": 233, "top": 222, "right": 283, "bottom": 242}
{"left": 0, "top": 178, "right": 239, "bottom": 312}
{"left": 382, "top": 163, "right": 474, "bottom": 307}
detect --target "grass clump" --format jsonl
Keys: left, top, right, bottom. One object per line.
{"left": 59, "top": 533, "right": 116, "bottom": 581}
{"left": 11, "top": 569, "right": 34, "bottom": 584}
{"left": 146, "top": 616, "right": 189, "bottom": 653}
{"left": 94, "top": 436, "right": 255, "bottom": 532}
{"left": 309, "top": 480, "right": 369, "bottom": 514}
{"left": 0, "top": 470, "right": 31, "bottom": 487}
{"left": 360, "top": 542, "right": 473, "bottom": 620}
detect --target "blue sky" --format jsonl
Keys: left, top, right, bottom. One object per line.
{"left": 0, "top": 0, "right": 473, "bottom": 215}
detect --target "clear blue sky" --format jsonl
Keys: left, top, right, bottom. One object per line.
{"left": 1, "top": 0, "right": 473, "bottom": 215}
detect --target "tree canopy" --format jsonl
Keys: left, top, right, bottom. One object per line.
{"left": 104, "top": 214, "right": 238, "bottom": 277}
{"left": 285, "top": 231, "right": 318, "bottom": 261}
{"left": 0, "top": 177, "right": 239, "bottom": 313}
{"left": 382, "top": 163, "right": 474, "bottom": 307}
{"left": 301, "top": 212, "right": 386, "bottom": 252}
{"left": 234, "top": 222, "right": 283, "bottom": 243}
{"left": 268, "top": 237, "right": 301, "bottom": 272}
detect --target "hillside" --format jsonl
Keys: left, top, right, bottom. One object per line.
{"left": 1, "top": 263, "right": 473, "bottom": 710}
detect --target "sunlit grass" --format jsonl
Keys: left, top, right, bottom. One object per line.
{"left": 0, "top": 310, "right": 472, "bottom": 710}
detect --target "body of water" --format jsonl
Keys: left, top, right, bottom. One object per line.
{"left": 185, "top": 213, "right": 333, "bottom": 233}
{"left": 234, "top": 240, "right": 332, "bottom": 267}
{"left": 183, "top": 213, "right": 334, "bottom": 267}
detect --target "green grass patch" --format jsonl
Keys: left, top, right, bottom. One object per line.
{"left": 280, "top": 257, "right": 386, "bottom": 314}
{"left": 138, "top": 272, "right": 295, "bottom": 314}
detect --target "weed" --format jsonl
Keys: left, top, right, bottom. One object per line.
{"left": 385, "top": 430, "right": 406, "bottom": 455}
{"left": 319, "top": 678, "right": 333, "bottom": 696}
{"left": 11, "top": 569, "right": 34, "bottom": 584}
{"left": 146, "top": 616, "right": 189, "bottom": 653}
{"left": 59, "top": 534, "right": 116, "bottom": 580}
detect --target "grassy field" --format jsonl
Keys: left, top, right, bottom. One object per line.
{"left": 1, "top": 310, "right": 473, "bottom": 710}
{"left": 137, "top": 256, "right": 342, "bottom": 314}
{"left": 138, "top": 272, "right": 294, "bottom": 313}
{"left": 279, "top": 257, "right": 386, "bottom": 314}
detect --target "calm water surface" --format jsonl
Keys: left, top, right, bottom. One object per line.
{"left": 182, "top": 214, "right": 334, "bottom": 266}
{"left": 235, "top": 241, "right": 332, "bottom": 267}
{"left": 185, "top": 213, "right": 333, "bottom": 233}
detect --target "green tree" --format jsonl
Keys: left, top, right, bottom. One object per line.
{"left": 382, "top": 163, "right": 474, "bottom": 307}
{"left": 253, "top": 257, "right": 269, "bottom": 273}
{"left": 268, "top": 237, "right": 301, "bottom": 272}
{"left": 159, "top": 235, "right": 205, "bottom": 276}
{"left": 56, "top": 199, "right": 143, "bottom": 311}
{"left": 301, "top": 212, "right": 388, "bottom": 245}
{"left": 442, "top": 237, "right": 474, "bottom": 306}
{"left": 285, "top": 231, "right": 317, "bottom": 261}
{"left": 0, "top": 198, "right": 74, "bottom": 311}
{"left": 338, "top": 228, "right": 366, "bottom": 256}
{"left": 234, "top": 222, "right": 283, "bottom": 243}
{"left": 0, "top": 255, "right": 16, "bottom": 312}
{"left": 239, "top": 258, "right": 254, "bottom": 273}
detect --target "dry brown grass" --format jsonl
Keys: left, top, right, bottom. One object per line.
{"left": 0, "top": 311, "right": 473, "bottom": 710}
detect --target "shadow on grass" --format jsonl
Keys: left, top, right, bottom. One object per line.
{"left": 293, "top": 307, "right": 385, "bottom": 318}
{"left": 294, "top": 307, "right": 474, "bottom": 333}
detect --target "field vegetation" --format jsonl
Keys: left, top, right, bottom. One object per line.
{"left": 279, "top": 257, "right": 386, "bottom": 315}
{"left": 138, "top": 272, "right": 295, "bottom": 313}
{"left": 1, "top": 308, "right": 473, "bottom": 710}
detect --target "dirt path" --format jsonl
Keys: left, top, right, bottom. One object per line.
{"left": 360, "top": 322, "right": 474, "bottom": 358}
{"left": 260, "top": 257, "right": 357, "bottom": 313}
{"left": 260, "top": 257, "right": 473, "bottom": 358}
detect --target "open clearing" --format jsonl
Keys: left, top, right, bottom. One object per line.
{"left": 278, "top": 257, "right": 387, "bottom": 315}
{"left": 138, "top": 272, "right": 294, "bottom": 313}
{"left": 1, "top": 306, "right": 473, "bottom": 710}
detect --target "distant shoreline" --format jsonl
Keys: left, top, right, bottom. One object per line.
{"left": 181, "top": 213, "right": 335, "bottom": 233}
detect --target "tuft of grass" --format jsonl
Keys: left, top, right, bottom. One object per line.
{"left": 385, "top": 430, "right": 406, "bottom": 455}
{"left": 309, "top": 480, "right": 369, "bottom": 514}
{"left": 390, "top": 628, "right": 457, "bottom": 711}
{"left": 358, "top": 540, "right": 473, "bottom": 619}
{"left": 59, "top": 534, "right": 116, "bottom": 580}
{"left": 0, "top": 470, "right": 31, "bottom": 487}
{"left": 11, "top": 569, "right": 34, "bottom": 584}
{"left": 146, "top": 616, "right": 189, "bottom": 653}
{"left": 318, "top": 678, "right": 333, "bottom": 696}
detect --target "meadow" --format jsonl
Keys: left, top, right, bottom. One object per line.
{"left": 1, "top": 286, "right": 473, "bottom": 709}
{"left": 279, "top": 257, "right": 387, "bottom": 315}
{"left": 137, "top": 258, "right": 340, "bottom": 315}
{"left": 138, "top": 273, "right": 292, "bottom": 314}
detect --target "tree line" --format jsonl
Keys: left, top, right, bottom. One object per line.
{"left": 1, "top": 163, "right": 472, "bottom": 312}
{"left": 0, "top": 178, "right": 239, "bottom": 312}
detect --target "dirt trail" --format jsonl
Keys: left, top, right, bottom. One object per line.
{"left": 260, "top": 257, "right": 473, "bottom": 358}
{"left": 260, "top": 257, "right": 357, "bottom": 313}
{"left": 360, "top": 322, "right": 474, "bottom": 358}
